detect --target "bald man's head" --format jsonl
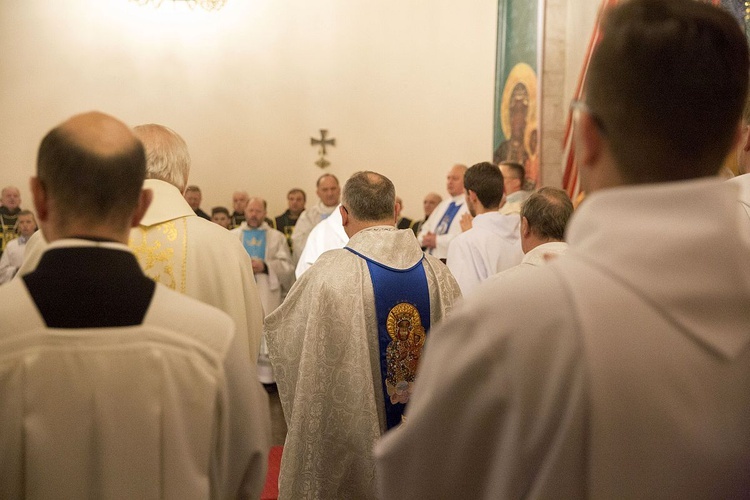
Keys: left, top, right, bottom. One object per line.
{"left": 36, "top": 111, "right": 146, "bottom": 228}
{"left": 446, "top": 164, "right": 467, "bottom": 197}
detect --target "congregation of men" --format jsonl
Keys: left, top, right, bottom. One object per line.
{"left": 3, "top": 0, "right": 750, "bottom": 496}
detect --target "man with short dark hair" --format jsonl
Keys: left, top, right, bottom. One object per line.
{"left": 291, "top": 173, "right": 341, "bottom": 263}
{"left": 211, "top": 205, "right": 232, "bottom": 228}
{"left": 0, "top": 111, "right": 268, "bottom": 498}
{"left": 498, "top": 161, "right": 530, "bottom": 215}
{"left": 275, "top": 188, "right": 306, "bottom": 252}
{"left": 266, "top": 171, "right": 461, "bottom": 500}
{"left": 446, "top": 162, "right": 523, "bottom": 295}
{"left": 377, "top": 1, "right": 750, "bottom": 497}
{"left": 183, "top": 185, "right": 210, "bottom": 220}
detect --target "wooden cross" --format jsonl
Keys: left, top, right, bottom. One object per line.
{"left": 311, "top": 129, "right": 335, "bottom": 155}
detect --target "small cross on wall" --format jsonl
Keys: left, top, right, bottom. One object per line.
{"left": 310, "top": 129, "right": 336, "bottom": 168}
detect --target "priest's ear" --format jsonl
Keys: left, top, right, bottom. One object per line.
{"left": 130, "top": 188, "right": 153, "bottom": 228}
{"left": 30, "top": 177, "right": 49, "bottom": 223}
{"left": 340, "top": 204, "right": 350, "bottom": 227}
{"left": 521, "top": 216, "right": 531, "bottom": 239}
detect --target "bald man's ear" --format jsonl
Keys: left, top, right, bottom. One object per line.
{"left": 30, "top": 177, "right": 48, "bottom": 223}
{"left": 131, "top": 189, "right": 153, "bottom": 228}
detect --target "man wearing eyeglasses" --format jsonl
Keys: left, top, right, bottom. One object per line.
{"left": 376, "top": 0, "right": 750, "bottom": 497}
{"left": 498, "top": 161, "right": 531, "bottom": 215}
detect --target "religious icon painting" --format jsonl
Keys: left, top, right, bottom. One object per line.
{"left": 493, "top": 0, "right": 541, "bottom": 189}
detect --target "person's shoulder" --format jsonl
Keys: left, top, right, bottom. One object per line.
{"left": 442, "top": 262, "right": 576, "bottom": 345}
{"left": 0, "top": 280, "right": 40, "bottom": 337}
{"left": 146, "top": 284, "right": 235, "bottom": 356}
{"left": 308, "top": 246, "right": 356, "bottom": 269}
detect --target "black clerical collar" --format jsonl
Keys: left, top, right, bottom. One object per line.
{"left": 67, "top": 235, "right": 122, "bottom": 243}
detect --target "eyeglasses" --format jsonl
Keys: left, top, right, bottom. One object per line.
{"left": 570, "top": 100, "right": 606, "bottom": 135}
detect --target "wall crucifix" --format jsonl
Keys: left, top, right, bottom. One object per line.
{"left": 310, "top": 129, "right": 336, "bottom": 168}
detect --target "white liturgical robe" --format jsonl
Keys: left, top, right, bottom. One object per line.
{"left": 266, "top": 227, "right": 462, "bottom": 500}
{"left": 0, "top": 240, "right": 270, "bottom": 499}
{"left": 416, "top": 194, "right": 469, "bottom": 260}
{"left": 375, "top": 179, "right": 750, "bottom": 498}
{"left": 291, "top": 201, "right": 338, "bottom": 263}
{"left": 294, "top": 204, "right": 348, "bottom": 278}
{"left": 490, "top": 240, "right": 569, "bottom": 282}
{"left": 232, "top": 222, "right": 294, "bottom": 316}
{"left": 233, "top": 221, "right": 295, "bottom": 383}
{"left": 0, "top": 234, "right": 29, "bottom": 284}
{"left": 727, "top": 173, "right": 750, "bottom": 221}
{"left": 129, "top": 179, "right": 265, "bottom": 361}
{"left": 446, "top": 211, "right": 523, "bottom": 296}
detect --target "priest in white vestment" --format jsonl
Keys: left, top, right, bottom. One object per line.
{"left": 0, "top": 112, "right": 269, "bottom": 499}
{"left": 294, "top": 202, "right": 348, "bottom": 278}
{"left": 232, "top": 197, "right": 294, "bottom": 383}
{"left": 416, "top": 164, "right": 469, "bottom": 260}
{"left": 128, "top": 124, "right": 266, "bottom": 362}
{"left": 490, "top": 187, "right": 573, "bottom": 283}
{"left": 291, "top": 173, "right": 340, "bottom": 263}
{"left": 266, "top": 171, "right": 461, "bottom": 500}
{"left": 446, "top": 162, "right": 523, "bottom": 295}
{"left": 376, "top": 3, "right": 750, "bottom": 497}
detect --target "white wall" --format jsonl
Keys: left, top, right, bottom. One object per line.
{"left": 0, "top": 0, "right": 498, "bottom": 221}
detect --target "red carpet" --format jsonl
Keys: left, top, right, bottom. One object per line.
{"left": 261, "top": 445, "right": 283, "bottom": 500}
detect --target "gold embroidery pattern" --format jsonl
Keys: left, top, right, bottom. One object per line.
{"left": 129, "top": 219, "right": 187, "bottom": 293}
{"left": 0, "top": 215, "right": 19, "bottom": 253}
{"left": 385, "top": 302, "right": 426, "bottom": 405}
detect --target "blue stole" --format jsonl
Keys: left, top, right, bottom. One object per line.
{"left": 241, "top": 228, "right": 266, "bottom": 259}
{"left": 346, "top": 247, "right": 431, "bottom": 429}
{"left": 435, "top": 201, "right": 461, "bottom": 235}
